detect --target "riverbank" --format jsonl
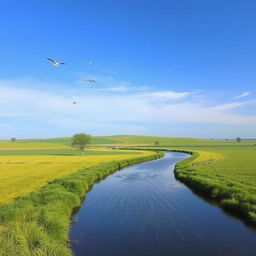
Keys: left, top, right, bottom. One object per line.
{"left": 0, "top": 150, "right": 163, "bottom": 256}
{"left": 134, "top": 145, "right": 256, "bottom": 227}
{"left": 126, "top": 145, "right": 256, "bottom": 226}
{"left": 70, "top": 151, "right": 256, "bottom": 256}
{"left": 174, "top": 148, "right": 256, "bottom": 226}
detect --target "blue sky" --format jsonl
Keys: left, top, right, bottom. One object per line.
{"left": 0, "top": 0, "right": 256, "bottom": 139}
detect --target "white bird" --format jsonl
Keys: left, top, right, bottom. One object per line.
{"left": 47, "top": 57, "right": 66, "bottom": 67}
{"left": 72, "top": 101, "right": 79, "bottom": 105}
{"left": 88, "top": 61, "right": 93, "bottom": 65}
{"left": 86, "top": 79, "right": 96, "bottom": 83}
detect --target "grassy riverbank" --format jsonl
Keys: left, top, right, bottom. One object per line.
{"left": 137, "top": 143, "right": 256, "bottom": 226}
{"left": 0, "top": 148, "right": 151, "bottom": 205}
{"left": 0, "top": 149, "right": 163, "bottom": 255}
{"left": 173, "top": 146, "right": 256, "bottom": 225}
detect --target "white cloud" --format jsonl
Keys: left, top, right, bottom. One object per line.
{"left": 233, "top": 91, "right": 250, "bottom": 99}
{"left": 139, "top": 91, "right": 193, "bottom": 100}
{"left": 0, "top": 78, "right": 256, "bottom": 136}
{"left": 211, "top": 100, "right": 256, "bottom": 111}
{"left": 96, "top": 86, "right": 129, "bottom": 92}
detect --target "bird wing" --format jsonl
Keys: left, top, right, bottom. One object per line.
{"left": 47, "top": 57, "right": 56, "bottom": 64}
{"left": 59, "top": 62, "right": 66, "bottom": 65}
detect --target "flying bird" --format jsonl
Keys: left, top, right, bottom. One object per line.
{"left": 72, "top": 101, "right": 79, "bottom": 105}
{"left": 47, "top": 57, "right": 66, "bottom": 67}
{"left": 86, "top": 79, "right": 96, "bottom": 83}
{"left": 88, "top": 61, "right": 93, "bottom": 65}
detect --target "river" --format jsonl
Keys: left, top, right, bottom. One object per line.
{"left": 71, "top": 152, "right": 256, "bottom": 256}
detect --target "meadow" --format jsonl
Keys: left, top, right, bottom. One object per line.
{"left": 0, "top": 139, "right": 163, "bottom": 255}
{"left": 18, "top": 135, "right": 256, "bottom": 146}
{"left": 0, "top": 136, "right": 256, "bottom": 255}
{"left": 173, "top": 145, "right": 256, "bottom": 225}
{"left": 0, "top": 144, "right": 152, "bottom": 205}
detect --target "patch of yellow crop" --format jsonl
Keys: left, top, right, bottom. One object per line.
{"left": 0, "top": 149, "right": 154, "bottom": 205}
{"left": 0, "top": 141, "right": 68, "bottom": 150}
{"left": 190, "top": 150, "right": 224, "bottom": 166}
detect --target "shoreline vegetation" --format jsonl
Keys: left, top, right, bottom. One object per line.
{"left": 133, "top": 146, "right": 256, "bottom": 228}
{"left": 0, "top": 150, "right": 163, "bottom": 256}
{"left": 173, "top": 150, "right": 256, "bottom": 227}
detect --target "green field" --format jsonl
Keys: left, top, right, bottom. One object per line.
{"left": 0, "top": 146, "right": 162, "bottom": 256}
{"left": 3, "top": 135, "right": 255, "bottom": 227}
{"left": 5, "top": 135, "right": 256, "bottom": 147}
{"left": 0, "top": 135, "right": 256, "bottom": 255}
{"left": 172, "top": 145, "right": 256, "bottom": 224}
{"left": 0, "top": 148, "right": 143, "bottom": 156}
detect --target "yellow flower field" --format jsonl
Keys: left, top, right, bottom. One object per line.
{"left": 0, "top": 149, "right": 154, "bottom": 205}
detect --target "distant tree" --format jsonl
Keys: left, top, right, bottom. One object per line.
{"left": 155, "top": 141, "right": 159, "bottom": 146}
{"left": 236, "top": 137, "right": 242, "bottom": 143}
{"left": 71, "top": 133, "right": 91, "bottom": 154}
{"left": 10, "top": 137, "right": 16, "bottom": 142}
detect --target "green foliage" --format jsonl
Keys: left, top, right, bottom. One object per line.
{"left": 236, "top": 137, "right": 242, "bottom": 143}
{"left": 0, "top": 151, "right": 163, "bottom": 255}
{"left": 173, "top": 146, "right": 256, "bottom": 226}
{"left": 71, "top": 133, "right": 91, "bottom": 154}
{"left": 10, "top": 137, "right": 16, "bottom": 142}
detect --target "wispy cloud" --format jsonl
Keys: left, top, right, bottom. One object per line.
{"left": 139, "top": 91, "right": 193, "bottom": 100}
{"left": 96, "top": 86, "right": 129, "bottom": 92}
{"left": 211, "top": 100, "right": 256, "bottom": 111}
{"left": 233, "top": 91, "right": 251, "bottom": 99}
{"left": 0, "top": 78, "right": 256, "bottom": 138}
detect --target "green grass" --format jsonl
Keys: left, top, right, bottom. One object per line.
{"left": 143, "top": 144, "right": 256, "bottom": 226}
{"left": 1, "top": 135, "right": 256, "bottom": 254}
{"left": 0, "top": 151, "right": 163, "bottom": 256}
{"left": 0, "top": 148, "right": 142, "bottom": 156}
{"left": 15, "top": 135, "right": 256, "bottom": 146}
{"left": 17, "top": 136, "right": 122, "bottom": 145}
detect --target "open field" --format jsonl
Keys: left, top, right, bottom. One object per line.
{"left": 0, "top": 148, "right": 163, "bottom": 256}
{"left": 0, "top": 148, "right": 143, "bottom": 156}
{"left": 1, "top": 136, "right": 255, "bottom": 220}
{"left": 0, "top": 148, "right": 151, "bottom": 205}
{"left": 0, "top": 141, "right": 69, "bottom": 150}
{"left": 0, "top": 136, "right": 256, "bottom": 255}
{"left": 9, "top": 135, "right": 256, "bottom": 147}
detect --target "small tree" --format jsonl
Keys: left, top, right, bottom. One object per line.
{"left": 236, "top": 137, "right": 241, "bottom": 143}
{"left": 10, "top": 137, "right": 16, "bottom": 142}
{"left": 155, "top": 141, "right": 159, "bottom": 146}
{"left": 71, "top": 133, "right": 91, "bottom": 154}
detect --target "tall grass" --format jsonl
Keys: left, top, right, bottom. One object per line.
{"left": 174, "top": 151, "right": 256, "bottom": 226}
{"left": 0, "top": 151, "right": 163, "bottom": 256}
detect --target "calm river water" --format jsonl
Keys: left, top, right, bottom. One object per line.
{"left": 71, "top": 152, "right": 256, "bottom": 256}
